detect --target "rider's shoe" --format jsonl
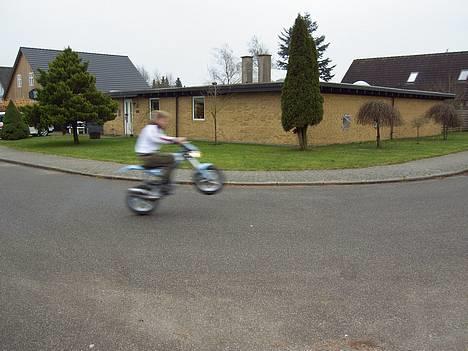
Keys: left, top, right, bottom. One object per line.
{"left": 161, "top": 183, "right": 175, "bottom": 195}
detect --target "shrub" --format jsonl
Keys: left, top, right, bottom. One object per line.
{"left": 0, "top": 101, "right": 30, "bottom": 140}
{"left": 411, "top": 116, "right": 428, "bottom": 143}
{"left": 356, "top": 101, "right": 401, "bottom": 148}
{"left": 424, "top": 102, "right": 460, "bottom": 140}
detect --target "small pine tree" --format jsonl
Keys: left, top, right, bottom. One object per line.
{"left": 277, "top": 13, "right": 335, "bottom": 81}
{"left": 152, "top": 79, "right": 157, "bottom": 88}
{"left": 281, "top": 14, "right": 323, "bottom": 150}
{"left": 0, "top": 101, "right": 30, "bottom": 140}
{"left": 175, "top": 78, "right": 183, "bottom": 87}
{"left": 20, "top": 103, "right": 50, "bottom": 131}
{"left": 37, "top": 47, "right": 118, "bottom": 144}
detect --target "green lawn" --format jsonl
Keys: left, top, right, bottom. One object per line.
{"left": 1, "top": 133, "right": 468, "bottom": 171}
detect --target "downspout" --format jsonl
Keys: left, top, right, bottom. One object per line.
{"left": 390, "top": 97, "right": 395, "bottom": 140}
{"left": 175, "top": 95, "right": 179, "bottom": 137}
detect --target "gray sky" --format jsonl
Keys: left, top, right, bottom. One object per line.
{"left": 2, "top": 0, "right": 467, "bottom": 86}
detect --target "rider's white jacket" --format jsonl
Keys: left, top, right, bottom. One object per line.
{"left": 135, "top": 125, "right": 176, "bottom": 154}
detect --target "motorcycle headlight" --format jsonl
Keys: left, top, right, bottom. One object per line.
{"left": 188, "top": 150, "right": 202, "bottom": 158}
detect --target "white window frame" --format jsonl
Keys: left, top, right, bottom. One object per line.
{"left": 17, "top": 74, "right": 22, "bottom": 88}
{"left": 149, "top": 98, "right": 160, "bottom": 119}
{"left": 458, "top": 69, "right": 468, "bottom": 81}
{"left": 192, "top": 96, "right": 205, "bottom": 121}
{"left": 28, "top": 72, "right": 34, "bottom": 87}
{"left": 407, "top": 72, "right": 419, "bottom": 83}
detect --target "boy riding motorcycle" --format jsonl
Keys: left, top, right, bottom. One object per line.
{"left": 135, "top": 110, "right": 186, "bottom": 192}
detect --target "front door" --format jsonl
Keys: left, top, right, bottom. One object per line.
{"left": 124, "top": 99, "right": 133, "bottom": 136}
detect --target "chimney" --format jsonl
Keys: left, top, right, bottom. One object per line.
{"left": 241, "top": 56, "right": 253, "bottom": 84}
{"left": 257, "top": 54, "right": 272, "bottom": 83}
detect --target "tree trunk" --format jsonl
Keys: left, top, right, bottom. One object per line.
{"left": 376, "top": 121, "right": 381, "bottom": 148}
{"left": 71, "top": 121, "right": 80, "bottom": 144}
{"left": 416, "top": 127, "right": 420, "bottom": 144}
{"left": 390, "top": 98, "right": 395, "bottom": 140}
{"left": 297, "top": 126, "right": 308, "bottom": 150}
{"left": 214, "top": 116, "right": 217, "bottom": 145}
{"left": 390, "top": 119, "right": 394, "bottom": 140}
{"left": 211, "top": 111, "right": 218, "bottom": 145}
{"left": 443, "top": 124, "right": 448, "bottom": 140}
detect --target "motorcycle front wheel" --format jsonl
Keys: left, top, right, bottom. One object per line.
{"left": 193, "top": 166, "right": 224, "bottom": 195}
{"left": 126, "top": 184, "right": 159, "bottom": 215}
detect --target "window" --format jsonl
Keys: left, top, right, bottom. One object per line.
{"left": 342, "top": 114, "right": 352, "bottom": 130}
{"left": 0, "top": 84, "right": 4, "bottom": 98}
{"left": 192, "top": 96, "right": 205, "bottom": 120}
{"left": 28, "top": 72, "right": 34, "bottom": 86}
{"left": 407, "top": 72, "right": 419, "bottom": 83}
{"left": 17, "top": 74, "right": 22, "bottom": 88}
{"left": 458, "top": 69, "right": 468, "bottom": 81}
{"left": 149, "top": 98, "right": 160, "bottom": 118}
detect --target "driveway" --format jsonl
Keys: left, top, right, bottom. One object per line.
{"left": 0, "top": 162, "right": 466, "bottom": 350}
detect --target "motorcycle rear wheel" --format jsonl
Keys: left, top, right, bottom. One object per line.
{"left": 126, "top": 184, "right": 159, "bottom": 215}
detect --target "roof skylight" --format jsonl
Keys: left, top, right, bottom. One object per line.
{"left": 407, "top": 72, "right": 419, "bottom": 83}
{"left": 458, "top": 69, "right": 468, "bottom": 81}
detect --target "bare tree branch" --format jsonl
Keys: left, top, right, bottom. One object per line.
{"left": 208, "top": 44, "right": 240, "bottom": 85}
{"left": 136, "top": 65, "right": 151, "bottom": 86}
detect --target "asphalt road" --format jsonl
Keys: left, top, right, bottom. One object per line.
{"left": 0, "top": 162, "right": 467, "bottom": 351}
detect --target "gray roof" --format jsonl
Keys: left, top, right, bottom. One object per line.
{"left": 109, "top": 81, "right": 455, "bottom": 101}
{"left": 0, "top": 66, "right": 13, "bottom": 92}
{"left": 19, "top": 47, "right": 149, "bottom": 92}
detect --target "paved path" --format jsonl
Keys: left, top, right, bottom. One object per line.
{"left": 1, "top": 145, "right": 468, "bottom": 185}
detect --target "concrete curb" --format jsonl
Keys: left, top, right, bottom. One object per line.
{"left": 1, "top": 157, "right": 467, "bottom": 186}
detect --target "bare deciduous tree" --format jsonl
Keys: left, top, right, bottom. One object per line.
{"left": 424, "top": 102, "right": 460, "bottom": 140}
{"left": 356, "top": 101, "right": 401, "bottom": 148}
{"left": 204, "top": 84, "right": 237, "bottom": 144}
{"left": 389, "top": 99, "right": 404, "bottom": 140}
{"left": 208, "top": 44, "right": 240, "bottom": 85}
{"left": 152, "top": 70, "right": 176, "bottom": 88}
{"left": 411, "top": 116, "right": 428, "bottom": 143}
{"left": 137, "top": 65, "right": 151, "bottom": 86}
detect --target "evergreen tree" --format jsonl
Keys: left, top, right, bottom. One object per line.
{"left": 281, "top": 14, "right": 323, "bottom": 150}
{"left": 152, "top": 79, "right": 157, "bottom": 88}
{"left": 21, "top": 103, "right": 50, "bottom": 131}
{"left": 36, "top": 47, "right": 118, "bottom": 144}
{"left": 0, "top": 101, "right": 30, "bottom": 140}
{"left": 277, "top": 13, "right": 335, "bottom": 81}
{"left": 175, "top": 77, "right": 183, "bottom": 87}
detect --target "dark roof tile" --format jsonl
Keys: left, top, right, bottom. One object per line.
{"left": 342, "top": 51, "right": 468, "bottom": 99}
{"left": 20, "top": 47, "right": 149, "bottom": 92}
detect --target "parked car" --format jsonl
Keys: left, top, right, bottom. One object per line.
{"left": 29, "top": 125, "right": 55, "bottom": 137}
{"left": 0, "top": 112, "right": 4, "bottom": 130}
{"left": 67, "top": 121, "right": 87, "bottom": 135}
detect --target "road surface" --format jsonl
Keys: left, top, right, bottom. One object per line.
{"left": 0, "top": 162, "right": 466, "bottom": 351}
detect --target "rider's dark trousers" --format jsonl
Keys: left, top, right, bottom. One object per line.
{"left": 138, "top": 152, "right": 176, "bottom": 184}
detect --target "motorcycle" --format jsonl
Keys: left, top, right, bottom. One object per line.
{"left": 119, "top": 143, "right": 224, "bottom": 215}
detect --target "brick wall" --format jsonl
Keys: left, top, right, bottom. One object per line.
{"left": 105, "top": 92, "right": 443, "bottom": 145}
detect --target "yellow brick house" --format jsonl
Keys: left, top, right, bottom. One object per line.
{"left": 106, "top": 81, "right": 453, "bottom": 146}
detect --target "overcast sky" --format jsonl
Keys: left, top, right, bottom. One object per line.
{"left": 2, "top": 0, "right": 467, "bottom": 86}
